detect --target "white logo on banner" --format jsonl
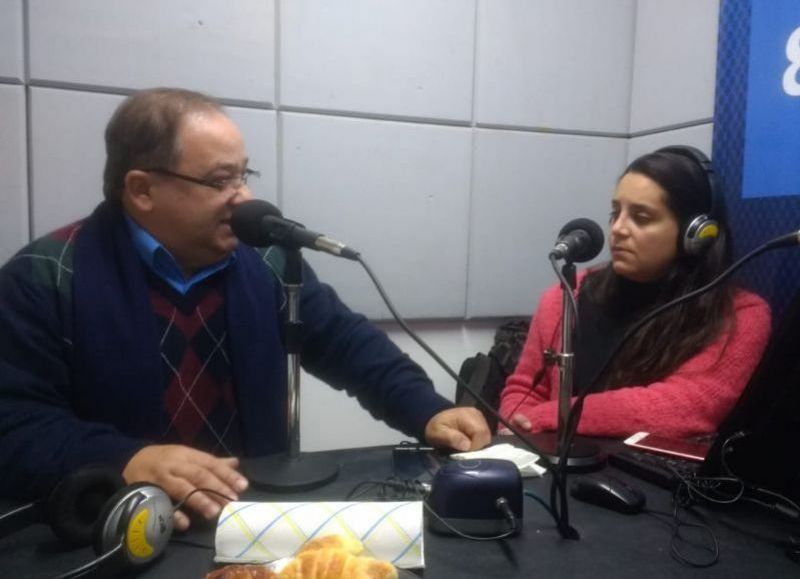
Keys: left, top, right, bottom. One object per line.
{"left": 783, "top": 26, "right": 800, "bottom": 96}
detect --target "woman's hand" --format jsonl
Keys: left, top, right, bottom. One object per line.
{"left": 496, "top": 413, "right": 533, "bottom": 435}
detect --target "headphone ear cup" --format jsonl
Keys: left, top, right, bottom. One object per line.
{"left": 91, "top": 482, "right": 149, "bottom": 556}
{"left": 93, "top": 483, "right": 174, "bottom": 568}
{"left": 45, "top": 466, "right": 125, "bottom": 546}
{"left": 683, "top": 214, "right": 720, "bottom": 255}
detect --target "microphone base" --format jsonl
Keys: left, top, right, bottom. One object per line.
{"left": 500, "top": 432, "right": 606, "bottom": 473}
{"left": 243, "top": 452, "right": 339, "bottom": 493}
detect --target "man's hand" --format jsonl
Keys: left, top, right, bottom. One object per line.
{"left": 496, "top": 413, "right": 532, "bottom": 435}
{"left": 123, "top": 444, "right": 249, "bottom": 531}
{"left": 424, "top": 407, "right": 491, "bottom": 452}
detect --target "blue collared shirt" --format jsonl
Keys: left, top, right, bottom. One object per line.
{"left": 125, "top": 214, "right": 234, "bottom": 295}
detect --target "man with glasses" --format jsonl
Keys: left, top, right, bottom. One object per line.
{"left": 0, "top": 88, "right": 490, "bottom": 530}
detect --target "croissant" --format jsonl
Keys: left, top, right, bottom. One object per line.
{"left": 204, "top": 564, "right": 278, "bottom": 579}
{"left": 206, "top": 535, "right": 398, "bottom": 579}
{"left": 278, "top": 548, "right": 397, "bottom": 579}
{"left": 298, "top": 534, "right": 364, "bottom": 556}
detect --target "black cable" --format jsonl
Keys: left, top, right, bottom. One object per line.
{"left": 421, "top": 501, "right": 517, "bottom": 542}
{"left": 502, "top": 324, "right": 561, "bottom": 423}
{"left": 750, "top": 487, "right": 800, "bottom": 515}
{"left": 524, "top": 490, "right": 556, "bottom": 519}
{"left": 50, "top": 543, "right": 124, "bottom": 579}
{"left": 172, "top": 487, "right": 237, "bottom": 513}
{"left": 719, "top": 430, "right": 748, "bottom": 476}
{"left": 355, "top": 255, "right": 577, "bottom": 539}
{"left": 356, "top": 254, "right": 551, "bottom": 467}
{"left": 645, "top": 506, "right": 720, "bottom": 568}
{"left": 504, "top": 364, "right": 550, "bottom": 424}
{"left": 345, "top": 478, "right": 517, "bottom": 542}
{"left": 345, "top": 478, "right": 429, "bottom": 502}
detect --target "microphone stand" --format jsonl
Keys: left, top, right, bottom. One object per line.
{"left": 523, "top": 261, "right": 603, "bottom": 470}
{"left": 552, "top": 230, "right": 800, "bottom": 531}
{"left": 244, "top": 249, "right": 339, "bottom": 492}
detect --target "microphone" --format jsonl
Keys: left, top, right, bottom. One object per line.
{"left": 550, "top": 218, "right": 604, "bottom": 263}
{"left": 231, "top": 199, "right": 360, "bottom": 260}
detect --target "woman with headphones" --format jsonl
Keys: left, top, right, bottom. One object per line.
{"left": 499, "top": 146, "right": 772, "bottom": 438}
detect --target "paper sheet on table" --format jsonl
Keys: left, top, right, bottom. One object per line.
{"left": 451, "top": 443, "right": 546, "bottom": 477}
{"left": 214, "top": 501, "right": 424, "bottom": 569}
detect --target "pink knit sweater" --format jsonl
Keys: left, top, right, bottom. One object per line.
{"left": 499, "top": 278, "right": 771, "bottom": 438}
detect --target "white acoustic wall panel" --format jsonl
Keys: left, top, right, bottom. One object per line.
{"left": 281, "top": 112, "right": 472, "bottom": 319}
{"left": 223, "top": 108, "right": 278, "bottom": 205}
{"left": 627, "top": 124, "right": 714, "bottom": 164}
{"left": 475, "top": 0, "right": 636, "bottom": 133}
{"left": 30, "top": 89, "right": 122, "bottom": 237}
{"left": 629, "top": 0, "right": 719, "bottom": 132}
{"left": 300, "top": 320, "right": 497, "bottom": 451}
{"left": 0, "top": 85, "right": 28, "bottom": 263}
{"left": 30, "top": 88, "right": 277, "bottom": 237}
{"left": 0, "top": 0, "right": 24, "bottom": 81}
{"left": 28, "top": 0, "right": 275, "bottom": 104}
{"left": 280, "top": 0, "right": 475, "bottom": 121}
{"left": 467, "top": 129, "right": 627, "bottom": 317}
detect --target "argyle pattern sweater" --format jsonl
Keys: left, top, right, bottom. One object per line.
{"left": 0, "top": 203, "right": 452, "bottom": 499}
{"left": 148, "top": 274, "right": 242, "bottom": 454}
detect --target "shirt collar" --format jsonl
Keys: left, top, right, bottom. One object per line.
{"left": 124, "top": 213, "right": 234, "bottom": 294}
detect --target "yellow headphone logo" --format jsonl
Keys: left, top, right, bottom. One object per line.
{"left": 697, "top": 223, "right": 719, "bottom": 240}
{"left": 126, "top": 507, "right": 154, "bottom": 559}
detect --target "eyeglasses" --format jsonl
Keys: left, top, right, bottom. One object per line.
{"left": 143, "top": 167, "right": 260, "bottom": 193}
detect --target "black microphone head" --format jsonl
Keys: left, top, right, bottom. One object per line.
{"left": 231, "top": 199, "right": 282, "bottom": 246}
{"left": 558, "top": 217, "right": 605, "bottom": 262}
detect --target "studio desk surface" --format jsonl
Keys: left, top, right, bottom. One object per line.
{"left": 1, "top": 443, "right": 798, "bottom": 579}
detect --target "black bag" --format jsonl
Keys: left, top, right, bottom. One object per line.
{"left": 455, "top": 320, "right": 530, "bottom": 430}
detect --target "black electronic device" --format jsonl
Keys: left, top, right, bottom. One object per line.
{"left": 392, "top": 443, "right": 438, "bottom": 481}
{"left": 623, "top": 432, "right": 710, "bottom": 462}
{"left": 0, "top": 467, "right": 174, "bottom": 579}
{"left": 569, "top": 474, "right": 646, "bottom": 515}
{"left": 427, "top": 459, "right": 523, "bottom": 536}
{"left": 700, "top": 289, "right": 800, "bottom": 501}
{"left": 608, "top": 450, "right": 698, "bottom": 492}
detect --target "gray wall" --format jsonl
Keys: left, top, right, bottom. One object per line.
{"left": 0, "top": 0, "right": 719, "bottom": 449}
{"left": 1, "top": 0, "right": 719, "bottom": 321}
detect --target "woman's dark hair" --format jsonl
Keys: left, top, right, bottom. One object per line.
{"left": 583, "top": 149, "right": 735, "bottom": 388}
{"left": 103, "top": 87, "right": 224, "bottom": 203}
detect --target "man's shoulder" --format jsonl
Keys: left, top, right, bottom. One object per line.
{"left": 2, "top": 221, "right": 85, "bottom": 291}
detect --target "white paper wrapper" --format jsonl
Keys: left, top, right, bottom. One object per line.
{"left": 452, "top": 443, "right": 546, "bottom": 477}
{"left": 214, "top": 501, "right": 424, "bottom": 569}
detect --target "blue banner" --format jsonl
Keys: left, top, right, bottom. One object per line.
{"left": 741, "top": 0, "right": 800, "bottom": 198}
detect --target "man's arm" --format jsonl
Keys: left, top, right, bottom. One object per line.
{"left": 0, "top": 251, "right": 145, "bottom": 498}
{"left": 0, "top": 242, "right": 249, "bottom": 528}
{"left": 295, "top": 260, "right": 488, "bottom": 447}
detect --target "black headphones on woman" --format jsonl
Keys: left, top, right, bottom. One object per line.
{"left": 655, "top": 145, "right": 721, "bottom": 256}
{"left": 0, "top": 466, "right": 174, "bottom": 578}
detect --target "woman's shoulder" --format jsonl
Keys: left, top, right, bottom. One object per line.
{"left": 731, "top": 288, "right": 772, "bottom": 326}
{"left": 732, "top": 287, "right": 771, "bottom": 311}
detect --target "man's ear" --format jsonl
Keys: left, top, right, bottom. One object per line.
{"left": 123, "top": 170, "right": 155, "bottom": 212}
